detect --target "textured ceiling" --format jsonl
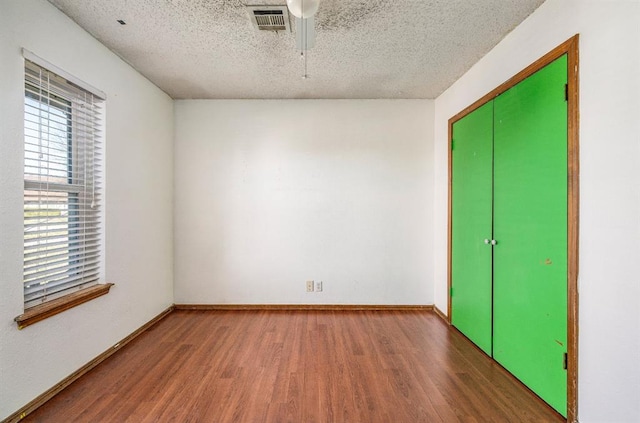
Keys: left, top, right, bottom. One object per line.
{"left": 47, "top": 0, "right": 546, "bottom": 99}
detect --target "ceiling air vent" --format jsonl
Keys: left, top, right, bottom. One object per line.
{"left": 247, "top": 5, "right": 291, "bottom": 32}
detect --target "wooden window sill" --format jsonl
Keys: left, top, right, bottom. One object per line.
{"left": 14, "top": 283, "right": 114, "bottom": 329}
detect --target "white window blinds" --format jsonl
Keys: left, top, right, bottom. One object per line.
{"left": 23, "top": 58, "right": 104, "bottom": 309}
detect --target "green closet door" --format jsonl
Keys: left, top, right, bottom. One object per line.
{"left": 493, "top": 55, "right": 568, "bottom": 416}
{"left": 451, "top": 101, "right": 494, "bottom": 355}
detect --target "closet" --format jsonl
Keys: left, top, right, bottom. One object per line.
{"left": 450, "top": 54, "right": 570, "bottom": 417}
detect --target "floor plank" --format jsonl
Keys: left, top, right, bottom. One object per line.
{"left": 23, "top": 310, "right": 563, "bottom": 422}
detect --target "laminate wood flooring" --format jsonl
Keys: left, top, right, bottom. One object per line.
{"left": 23, "top": 310, "right": 563, "bottom": 422}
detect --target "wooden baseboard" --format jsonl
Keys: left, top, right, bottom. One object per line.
{"left": 174, "top": 304, "right": 434, "bottom": 312}
{"left": 433, "top": 306, "right": 449, "bottom": 323}
{"left": 2, "top": 305, "right": 174, "bottom": 423}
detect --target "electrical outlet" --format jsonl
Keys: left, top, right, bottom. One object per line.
{"left": 315, "top": 281, "right": 323, "bottom": 292}
{"left": 306, "top": 280, "right": 314, "bottom": 292}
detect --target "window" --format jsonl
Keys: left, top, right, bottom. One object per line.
{"left": 23, "top": 58, "right": 105, "bottom": 310}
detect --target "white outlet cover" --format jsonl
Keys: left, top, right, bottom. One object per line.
{"left": 315, "top": 281, "right": 323, "bottom": 292}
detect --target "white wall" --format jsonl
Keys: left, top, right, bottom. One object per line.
{"left": 174, "top": 100, "right": 434, "bottom": 305}
{"left": 433, "top": 0, "right": 640, "bottom": 421}
{"left": 0, "top": 0, "right": 174, "bottom": 420}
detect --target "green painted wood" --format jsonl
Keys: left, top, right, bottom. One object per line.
{"left": 451, "top": 101, "right": 494, "bottom": 355}
{"left": 492, "top": 55, "right": 568, "bottom": 417}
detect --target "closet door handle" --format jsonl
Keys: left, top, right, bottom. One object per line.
{"left": 484, "top": 239, "right": 491, "bottom": 244}
{"left": 491, "top": 239, "right": 498, "bottom": 246}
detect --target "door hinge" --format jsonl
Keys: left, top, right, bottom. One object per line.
{"left": 450, "top": 287, "right": 453, "bottom": 297}
{"left": 563, "top": 352, "right": 568, "bottom": 370}
{"left": 451, "top": 139, "right": 454, "bottom": 150}
{"left": 564, "top": 83, "right": 568, "bottom": 101}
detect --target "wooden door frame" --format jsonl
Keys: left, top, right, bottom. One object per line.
{"left": 446, "top": 35, "right": 579, "bottom": 422}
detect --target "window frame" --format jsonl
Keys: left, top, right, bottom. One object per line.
{"left": 16, "top": 51, "right": 111, "bottom": 329}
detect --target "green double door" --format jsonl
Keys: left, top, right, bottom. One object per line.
{"left": 451, "top": 55, "right": 568, "bottom": 416}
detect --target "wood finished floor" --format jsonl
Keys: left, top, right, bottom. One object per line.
{"left": 24, "top": 310, "right": 563, "bottom": 422}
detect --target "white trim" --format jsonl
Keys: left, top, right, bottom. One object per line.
{"left": 22, "top": 48, "right": 107, "bottom": 100}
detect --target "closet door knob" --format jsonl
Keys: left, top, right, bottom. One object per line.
{"left": 484, "top": 239, "right": 490, "bottom": 244}
{"left": 491, "top": 239, "right": 498, "bottom": 245}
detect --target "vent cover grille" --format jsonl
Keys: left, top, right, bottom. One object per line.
{"left": 247, "top": 6, "right": 291, "bottom": 32}
{"left": 255, "top": 12, "right": 286, "bottom": 31}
